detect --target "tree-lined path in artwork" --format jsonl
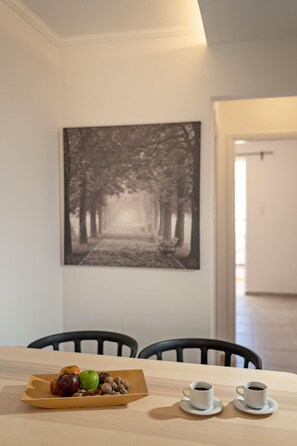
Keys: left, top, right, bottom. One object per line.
{"left": 79, "top": 232, "right": 184, "bottom": 269}
{"left": 63, "top": 121, "right": 200, "bottom": 270}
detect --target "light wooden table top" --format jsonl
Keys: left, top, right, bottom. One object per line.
{"left": 0, "top": 346, "right": 296, "bottom": 445}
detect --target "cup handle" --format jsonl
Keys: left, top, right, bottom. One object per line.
{"left": 183, "top": 387, "right": 190, "bottom": 397}
{"left": 236, "top": 386, "right": 244, "bottom": 396}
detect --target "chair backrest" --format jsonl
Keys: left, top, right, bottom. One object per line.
{"left": 138, "top": 338, "right": 262, "bottom": 369}
{"left": 27, "top": 330, "right": 138, "bottom": 357}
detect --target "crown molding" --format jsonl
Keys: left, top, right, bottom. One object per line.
{"left": 4, "top": 0, "right": 205, "bottom": 48}
{"left": 3, "top": 0, "right": 60, "bottom": 46}
{"left": 60, "top": 27, "right": 205, "bottom": 47}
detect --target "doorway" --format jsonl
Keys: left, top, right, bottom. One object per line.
{"left": 234, "top": 138, "right": 297, "bottom": 372}
{"left": 214, "top": 97, "right": 297, "bottom": 373}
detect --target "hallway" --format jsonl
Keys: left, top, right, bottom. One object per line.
{"left": 236, "top": 270, "right": 297, "bottom": 373}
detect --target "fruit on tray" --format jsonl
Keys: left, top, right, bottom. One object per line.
{"left": 98, "top": 371, "right": 110, "bottom": 383}
{"left": 50, "top": 378, "right": 59, "bottom": 395}
{"left": 79, "top": 370, "right": 99, "bottom": 390}
{"left": 60, "top": 365, "right": 80, "bottom": 375}
{"left": 50, "top": 365, "right": 129, "bottom": 397}
{"left": 56, "top": 373, "right": 80, "bottom": 397}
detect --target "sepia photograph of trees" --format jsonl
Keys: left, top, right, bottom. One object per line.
{"left": 63, "top": 121, "right": 200, "bottom": 270}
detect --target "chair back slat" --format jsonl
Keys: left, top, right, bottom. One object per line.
{"left": 200, "top": 347, "right": 208, "bottom": 364}
{"left": 224, "top": 351, "right": 232, "bottom": 366}
{"left": 97, "top": 339, "right": 104, "bottom": 355}
{"left": 117, "top": 343, "right": 123, "bottom": 357}
{"left": 74, "top": 340, "right": 81, "bottom": 353}
{"left": 176, "top": 347, "right": 184, "bottom": 362}
{"left": 156, "top": 351, "right": 162, "bottom": 360}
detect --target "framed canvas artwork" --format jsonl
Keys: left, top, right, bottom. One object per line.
{"left": 63, "top": 121, "right": 201, "bottom": 269}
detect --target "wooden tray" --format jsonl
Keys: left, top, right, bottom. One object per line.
{"left": 21, "top": 369, "right": 149, "bottom": 409}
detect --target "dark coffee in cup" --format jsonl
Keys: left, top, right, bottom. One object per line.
{"left": 183, "top": 381, "right": 213, "bottom": 410}
{"left": 236, "top": 381, "right": 268, "bottom": 409}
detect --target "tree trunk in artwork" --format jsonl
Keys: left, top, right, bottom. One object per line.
{"left": 163, "top": 203, "right": 172, "bottom": 241}
{"left": 175, "top": 178, "right": 186, "bottom": 247}
{"left": 63, "top": 129, "right": 73, "bottom": 261}
{"left": 153, "top": 196, "right": 159, "bottom": 233}
{"left": 158, "top": 202, "right": 165, "bottom": 237}
{"left": 79, "top": 175, "right": 88, "bottom": 244}
{"left": 175, "top": 208, "right": 184, "bottom": 246}
{"left": 98, "top": 206, "right": 103, "bottom": 234}
{"left": 188, "top": 122, "right": 201, "bottom": 268}
{"left": 90, "top": 197, "right": 97, "bottom": 238}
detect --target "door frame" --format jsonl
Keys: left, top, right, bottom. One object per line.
{"left": 215, "top": 130, "right": 297, "bottom": 341}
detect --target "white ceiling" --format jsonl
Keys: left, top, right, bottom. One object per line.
{"left": 15, "top": 0, "right": 297, "bottom": 45}
{"left": 20, "top": 0, "right": 203, "bottom": 38}
{"left": 198, "top": 0, "right": 297, "bottom": 45}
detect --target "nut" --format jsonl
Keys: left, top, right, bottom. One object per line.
{"left": 101, "top": 383, "right": 113, "bottom": 394}
{"left": 78, "top": 389, "right": 87, "bottom": 396}
{"left": 86, "top": 389, "right": 98, "bottom": 396}
{"left": 104, "top": 376, "right": 114, "bottom": 384}
{"left": 113, "top": 377, "right": 123, "bottom": 385}
{"left": 117, "top": 384, "right": 128, "bottom": 394}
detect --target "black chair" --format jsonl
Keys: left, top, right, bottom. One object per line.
{"left": 138, "top": 338, "right": 262, "bottom": 369}
{"left": 27, "top": 330, "right": 138, "bottom": 357}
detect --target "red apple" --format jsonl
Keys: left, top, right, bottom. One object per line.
{"left": 56, "top": 373, "right": 79, "bottom": 397}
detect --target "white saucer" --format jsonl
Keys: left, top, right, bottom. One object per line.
{"left": 233, "top": 396, "right": 278, "bottom": 415}
{"left": 179, "top": 397, "right": 223, "bottom": 416}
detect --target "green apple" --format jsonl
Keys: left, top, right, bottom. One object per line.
{"left": 79, "top": 370, "right": 99, "bottom": 390}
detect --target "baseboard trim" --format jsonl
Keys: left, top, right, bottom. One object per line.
{"left": 246, "top": 291, "right": 297, "bottom": 298}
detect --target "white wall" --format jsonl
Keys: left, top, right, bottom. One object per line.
{"left": 0, "top": 1, "right": 63, "bottom": 346}
{"left": 61, "top": 30, "right": 297, "bottom": 349}
{"left": 215, "top": 98, "right": 297, "bottom": 338}
{"left": 237, "top": 140, "right": 297, "bottom": 294}
{"left": 61, "top": 36, "right": 214, "bottom": 348}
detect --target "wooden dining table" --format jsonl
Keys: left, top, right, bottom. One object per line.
{"left": 0, "top": 346, "right": 296, "bottom": 445}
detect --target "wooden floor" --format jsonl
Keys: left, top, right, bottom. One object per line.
{"left": 236, "top": 271, "right": 297, "bottom": 374}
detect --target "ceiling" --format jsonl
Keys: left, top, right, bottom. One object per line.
{"left": 19, "top": 0, "right": 203, "bottom": 39}
{"left": 198, "top": 0, "right": 297, "bottom": 45}
{"left": 15, "top": 0, "right": 297, "bottom": 45}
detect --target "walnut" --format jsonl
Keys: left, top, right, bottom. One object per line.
{"left": 104, "top": 376, "right": 114, "bottom": 384}
{"left": 72, "top": 392, "right": 83, "bottom": 397}
{"left": 86, "top": 388, "right": 99, "bottom": 396}
{"left": 117, "top": 384, "right": 128, "bottom": 394}
{"left": 78, "top": 389, "right": 87, "bottom": 396}
{"left": 110, "top": 381, "right": 118, "bottom": 390}
{"left": 122, "top": 381, "right": 129, "bottom": 390}
{"left": 101, "top": 383, "right": 113, "bottom": 394}
{"left": 113, "top": 376, "right": 123, "bottom": 385}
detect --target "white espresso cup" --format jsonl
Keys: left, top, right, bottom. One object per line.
{"left": 236, "top": 381, "right": 268, "bottom": 409}
{"left": 183, "top": 381, "right": 213, "bottom": 410}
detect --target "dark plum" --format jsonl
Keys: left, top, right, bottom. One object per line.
{"left": 98, "top": 371, "right": 110, "bottom": 384}
{"left": 56, "top": 373, "right": 80, "bottom": 397}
